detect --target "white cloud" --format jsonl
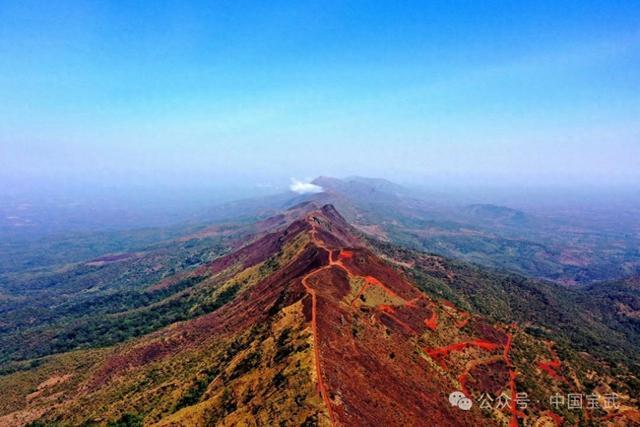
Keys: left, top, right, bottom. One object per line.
{"left": 289, "top": 178, "right": 323, "bottom": 194}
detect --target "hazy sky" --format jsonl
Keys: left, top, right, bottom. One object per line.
{"left": 1, "top": 1, "right": 639, "bottom": 192}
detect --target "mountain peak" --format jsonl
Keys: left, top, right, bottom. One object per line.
{"left": 308, "top": 177, "right": 406, "bottom": 207}
{"left": 17, "top": 204, "right": 487, "bottom": 425}
{"left": 303, "top": 204, "right": 362, "bottom": 250}
{"left": 5, "top": 202, "right": 639, "bottom": 426}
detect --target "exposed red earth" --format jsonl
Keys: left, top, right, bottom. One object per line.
{"left": 425, "top": 340, "right": 499, "bottom": 364}
{"left": 301, "top": 264, "right": 338, "bottom": 425}
{"left": 299, "top": 207, "right": 534, "bottom": 425}
{"left": 537, "top": 341, "right": 566, "bottom": 383}
{"left": 85, "top": 205, "right": 479, "bottom": 425}
{"left": 424, "top": 310, "right": 438, "bottom": 330}
{"left": 455, "top": 311, "right": 471, "bottom": 329}
{"left": 29, "top": 204, "right": 619, "bottom": 426}
{"left": 424, "top": 334, "right": 522, "bottom": 426}
{"left": 538, "top": 360, "right": 562, "bottom": 380}
{"left": 502, "top": 330, "right": 524, "bottom": 427}
{"left": 80, "top": 205, "right": 552, "bottom": 427}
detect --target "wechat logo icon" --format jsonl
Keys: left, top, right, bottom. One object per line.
{"left": 449, "top": 391, "right": 473, "bottom": 411}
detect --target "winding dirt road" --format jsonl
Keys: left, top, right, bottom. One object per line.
{"left": 301, "top": 218, "right": 521, "bottom": 426}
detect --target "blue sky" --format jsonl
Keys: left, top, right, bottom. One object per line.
{"left": 1, "top": 0, "right": 639, "bottom": 191}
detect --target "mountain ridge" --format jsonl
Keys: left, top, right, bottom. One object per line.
{"left": 2, "top": 204, "right": 638, "bottom": 425}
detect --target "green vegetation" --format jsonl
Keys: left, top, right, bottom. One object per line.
{"left": 0, "top": 225, "right": 308, "bottom": 366}
{"left": 324, "top": 176, "right": 640, "bottom": 285}
{"left": 0, "top": 233, "right": 234, "bottom": 365}
{"left": 106, "top": 413, "right": 144, "bottom": 427}
{"left": 370, "top": 238, "right": 640, "bottom": 391}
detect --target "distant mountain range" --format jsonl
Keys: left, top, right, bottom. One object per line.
{"left": 0, "top": 178, "right": 639, "bottom": 425}
{"left": 190, "top": 175, "right": 640, "bottom": 285}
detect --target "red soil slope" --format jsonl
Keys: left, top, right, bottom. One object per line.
{"left": 83, "top": 205, "right": 570, "bottom": 426}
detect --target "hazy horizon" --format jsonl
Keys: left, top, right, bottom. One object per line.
{"left": 2, "top": 1, "right": 639, "bottom": 201}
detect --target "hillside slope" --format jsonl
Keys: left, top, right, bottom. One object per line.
{"left": 0, "top": 205, "right": 637, "bottom": 425}
{"left": 309, "top": 176, "right": 640, "bottom": 285}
